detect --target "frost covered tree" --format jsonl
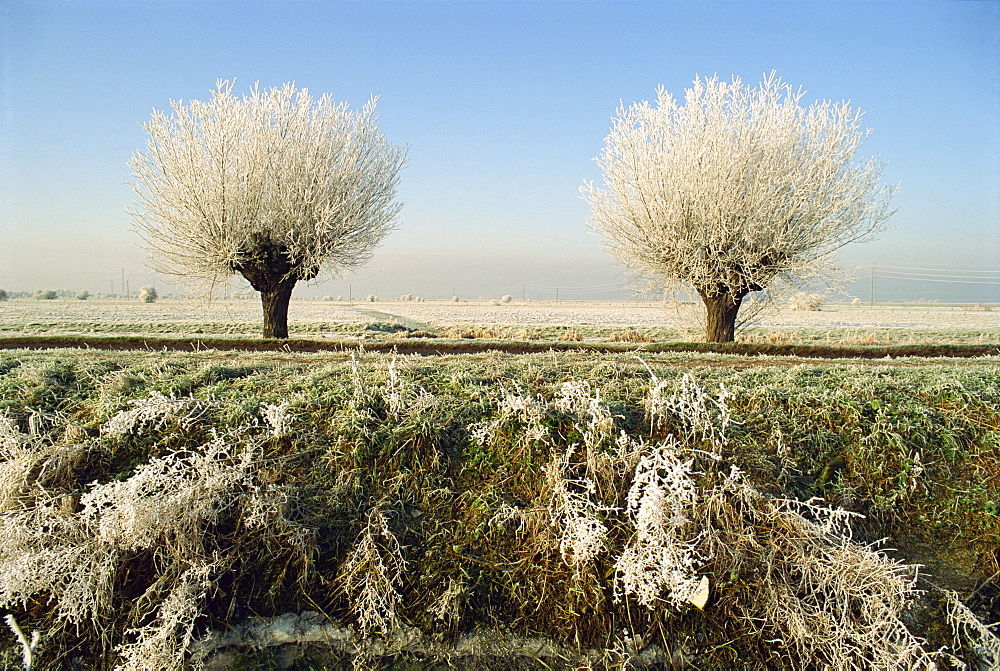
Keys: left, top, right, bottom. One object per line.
{"left": 139, "top": 286, "right": 158, "bottom": 303}
{"left": 582, "top": 73, "right": 896, "bottom": 342}
{"left": 129, "top": 81, "right": 407, "bottom": 338}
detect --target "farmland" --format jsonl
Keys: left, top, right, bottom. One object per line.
{"left": 0, "top": 298, "right": 997, "bottom": 669}
{"left": 2, "top": 296, "right": 998, "bottom": 345}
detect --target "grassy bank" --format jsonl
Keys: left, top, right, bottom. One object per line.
{"left": 2, "top": 317, "right": 999, "bottom": 348}
{"left": 1, "top": 333, "right": 998, "bottom": 361}
{"left": 0, "top": 348, "right": 997, "bottom": 669}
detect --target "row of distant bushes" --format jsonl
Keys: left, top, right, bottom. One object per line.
{"left": 322, "top": 294, "right": 517, "bottom": 304}
{"left": 0, "top": 287, "right": 159, "bottom": 302}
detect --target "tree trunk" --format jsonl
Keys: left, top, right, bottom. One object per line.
{"left": 700, "top": 291, "right": 745, "bottom": 343}
{"left": 260, "top": 280, "right": 296, "bottom": 339}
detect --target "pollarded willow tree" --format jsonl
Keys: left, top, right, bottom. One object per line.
{"left": 129, "top": 80, "right": 407, "bottom": 338}
{"left": 582, "top": 73, "right": 896, "bottom": 343}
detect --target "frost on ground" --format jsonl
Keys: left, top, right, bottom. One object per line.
{"left": 0, "top": 402, "right": 315, "bottom": 671}
{"left": 0, "top": 360, "right": 995, "bottom": 670}
{"left": 475, "top": 371, "right": 991, "bottom": 670}
{"left": 338, "top": 505, "right": 407, "bottom": 634}
{"left": 101, "top": 390, "right": 210, "bottom": 437}
{"left": 2, "top": 297, "right": 998, "bottom": 338}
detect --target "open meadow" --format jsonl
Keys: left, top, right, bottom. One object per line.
{"left": 2, "top": 296, "right": 998, "bottom": 346}
{"left": 0, "top": 298, "right": 997, "bottom": 669}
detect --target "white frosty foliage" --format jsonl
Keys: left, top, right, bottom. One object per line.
{"left": 497, "top": 389, "right": 547, "bottom": 424}
{"left": 773, "top": 496, "right": 863, "bottom": 541}
{"left": 339, "top": 506, "right": 406, "bottom": 633}
{"left": 555, "top": 380, "right": 615, "bottom": 449}
{"left": 0, "top": 413, "right": 22, "bottom": 449}
{"left": 128, "top": 80, "right": 406, "bottom": 292}
{"left": 427, "top": 576, "right": 465, "bottom": 625}
{"left": 0, "top": 422, "right": 319, "bottom": 671}
{"left": 382, "top": 358, "right": 436, "bottom": 420}
{"left": 646, "top": 371, "right": 731, "bottom": 452}
{"left": 485, "top": 380, "right": 625, "bottom": 572}
{"left": 944, "top": 588, "right": 1000, "bottom": 670}
{"left": 4, "top": 613, "right": 39, "bottom": 671}
{"left": 0, "top": 512, "right": 115, "bottom": 625}
{"left": 470, "top": 387, "right": 548, "bottom": 449}
{"left": 0, "top": 438, "right": 253, "bottom": 628}
{"left": 81, "top": 437, "right": 254, "bottom": 553}
{"left": 546, "top": 445, "right": 610, "bottom": 570}
{"left": 790, "top": 292, "right": 825, "bottom": 311}
{"left": 243, "top": 483, "right": 316, "bottom": 571}
{"left": 116, "top": 559, "right": 220, "bottom": 671}
{"left": 261, "top": 401, "right": 293, "bottom": 438}
{"left": 0, "top": 414, "right": 37, "bottom": 511}
{"left": 614, "top": 435, "right": 703, "bottom": 608}
{"left": 582, "top": 72, "right": 895, "bottom": 338}
{"left": 702, "top": 467, "right": 938, "bottom": 670}
{"left": 102, "top": 391, "right": 208, "bottom": 437}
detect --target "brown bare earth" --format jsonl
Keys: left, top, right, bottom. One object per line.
{"left": 1, "top": 333, "right": 997, "bottom": 360}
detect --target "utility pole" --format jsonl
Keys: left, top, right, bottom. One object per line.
{"left": 869, "top": 263, "right": 876, "bottom": 306}
{"left": 121, "top": 269, "right": 125, "bottom": 300}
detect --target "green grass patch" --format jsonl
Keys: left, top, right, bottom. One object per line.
{"left": 0, "top": 348, "right": 996, "bottom": 668}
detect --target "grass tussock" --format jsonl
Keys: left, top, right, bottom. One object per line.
{"left": 609, "top": 328, "right": 654, "bottom": 343}
{"left": 0, "top": 349, "right": 996, "bottom": 668}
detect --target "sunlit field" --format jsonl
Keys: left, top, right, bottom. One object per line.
{"left": 2, "top": 296, "right": 998, "bottom": 346}
{"left": 0, "top": 298, "right": 997, "bottom": 669}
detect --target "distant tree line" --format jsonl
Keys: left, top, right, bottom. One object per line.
{"left": 0, "top": 289, "right": 167, "bottom": 301}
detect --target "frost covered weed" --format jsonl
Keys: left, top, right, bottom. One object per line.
{"left": 260, "top": 400, "right": 292, "bottom": 438}
{"left": 790, "top": 292, "right": 825, "bottom": 311}
{"left": 0, "top": 413, "right": 21, "bottom": 449}
{"left": 0, "top": 399, "right": 316, "bottom": 670}
{"left": 339, "top": 505, "right": 406, "bottom": 634}
{"left": 243, "top": 483, "right": 316, "bottom": 575}
{"left": 646, "top": 370, "right": 732, "bottom": 452}
{"left": 381, "top": 358, "right": 408, "bottom": 418}
{"left": 614, "top": 434, "right": 703, "bottom": 608}
{"left": 554, "top": 380, "right": 615, "bottom": 452}
{"left": 0, "top": 415, "right": 88, "bottom": 517}
{"left": 0, "top": 414, "right": 38, "bottom": 511}
{"left": 4, "top": 613, "right": 39, "bottom": 671}
{"left": 350, "top": 352, "right": 365, "bottom": 403}
{"left": 79, "top": 437, "right": 254, "bottom": 556}
{"left": 101, "top": 390, "right": 209, "bottom": 437}
{"left": 381, "top": 358, "right": 436, "bottom": 420}
{"left": 944, "top": 587, "right": 1000, "bottom": 669}
{"left": 477, "top": 380, "right": 623, "bottom": 571}
{"left": 701, "top": 474, "right": 940, "bottom": 670}
{"left": 545, "top": 444, "right": 611, "bottom": 570}
{"left": 427, "top": 576, "right": 464, "bottom": 626}
{"left": 0, "top": 436, "right": 255, "bottom": 629}
{"left": 116, "top": 559, "right": 221, "bottom": 671}
{"left": 476, "top": 370, "right": 959, "bottom": 668}
{"left": 470, "top": 385, "right": 549, "bottom": 450}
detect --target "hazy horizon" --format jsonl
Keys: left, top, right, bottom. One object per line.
{"left": 1, "top": 0, "right": 998, "bottom": 304}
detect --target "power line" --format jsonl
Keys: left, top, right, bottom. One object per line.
{"left": 524, "top": 282, "right": 625, "bottom": 291}
{"left": 879, "top": 263, "right": 1000, "bottom": 272}
{"left": 876, "top": 269, "right": 1000, "bottom": 279}
{"left": 875, "top": 273, "right": 1000, "bottom": 285}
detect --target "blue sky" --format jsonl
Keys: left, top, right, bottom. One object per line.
{"left": 1, "top": 0, "right": 997, "bottom": 301}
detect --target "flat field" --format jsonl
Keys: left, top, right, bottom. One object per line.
{"left": 2, "top": 296, "right": 998, "bottom": 346}
{"left": 0, "top": 300, "right": 997, "bottom": 669}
